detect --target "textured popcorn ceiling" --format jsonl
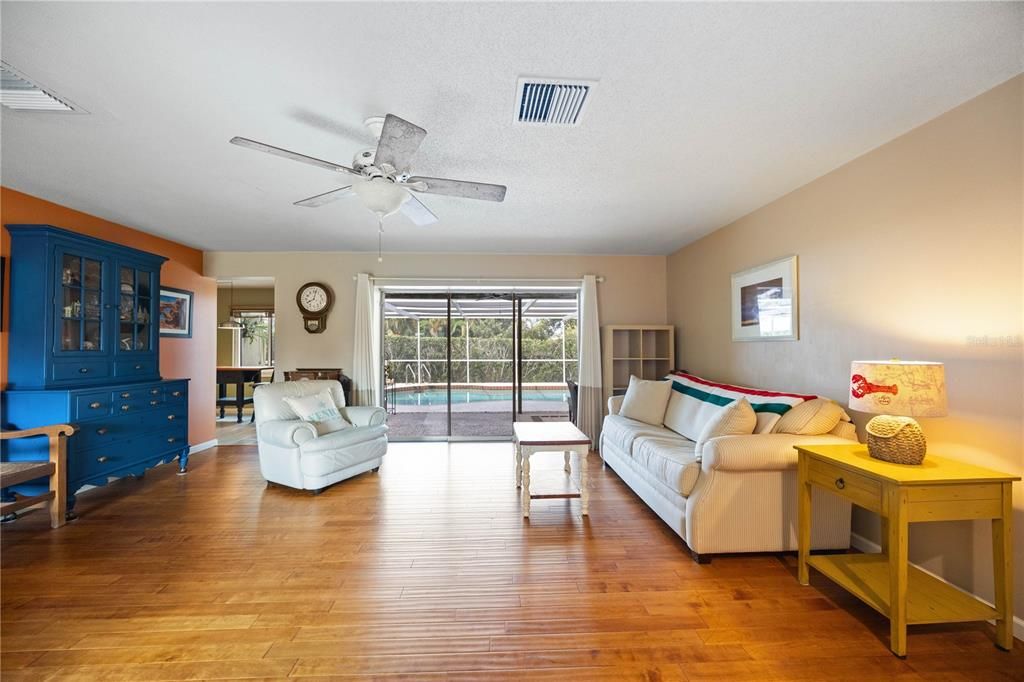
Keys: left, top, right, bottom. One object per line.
{"left": 1, "top": 2, "right": 1021, "bottom": 254}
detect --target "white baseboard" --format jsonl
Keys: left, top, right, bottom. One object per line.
{"left": 189, "top": 439, "right": 218, "bottom": 455}
{"left": 850, "top": 532, "right": 1022, "bottom": 642}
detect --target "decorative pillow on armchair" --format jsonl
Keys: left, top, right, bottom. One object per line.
{"left": 283, "top": 389, "right": 352, "bottom": 436}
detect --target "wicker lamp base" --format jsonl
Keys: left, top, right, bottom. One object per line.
{"left": 865, "top": 415, "right": 927, "bottom": 465}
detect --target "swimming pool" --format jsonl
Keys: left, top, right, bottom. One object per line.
{"left": 392, "top": 388, "right": 568, "bottom": 406}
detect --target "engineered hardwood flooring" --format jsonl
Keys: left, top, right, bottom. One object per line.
{"left": 1, "top": 442, "right": 1021, "bottom": 681}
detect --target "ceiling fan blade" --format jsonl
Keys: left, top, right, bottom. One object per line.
{"left": 374, "top": 114, "right": 426, "bottom": 174}
{"left": 293, "top": 186, "right": 355, "bottom": 208}
{"left": 400, "top": 194, "right": 438, "bottom": 226}
{"left": 229, "top": 137, "right": 361, "bottom": 177}
{"left": 406, "top": 175, "right": 507, "bottom": 202}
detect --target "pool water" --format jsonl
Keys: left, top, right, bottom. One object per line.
{"left": 392, "top": 389, "right": 567, "bottom": 406}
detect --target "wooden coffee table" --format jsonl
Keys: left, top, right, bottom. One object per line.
{"left": 513, "top": 422, "right": 592, "bottom": 518}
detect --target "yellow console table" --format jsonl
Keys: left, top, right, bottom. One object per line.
{"left": 796, "top": 443, "right": 1018, "bottom": 657}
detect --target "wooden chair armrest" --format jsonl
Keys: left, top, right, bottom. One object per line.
{"left": 0, "top": 424, "right": 76, "bottom": 440}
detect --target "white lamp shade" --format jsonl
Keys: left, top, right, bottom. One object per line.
{"left": 353, "top": 178, "right": 409, "bottom": 217}
{"left": 849, "top": 360, "right": 947, "bottom": 418}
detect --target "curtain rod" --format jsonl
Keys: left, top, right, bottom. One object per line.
{"left": 354, "top": 275, "right": 604, "bottom": 283}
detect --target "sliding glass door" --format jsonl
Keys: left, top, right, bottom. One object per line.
{"left": 449, "top": 295, "right": 515, "bottom": 438}
{"left": 382, "top": 290, "right": 577, "bottom": 441}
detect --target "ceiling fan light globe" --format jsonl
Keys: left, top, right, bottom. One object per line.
{"left": 353, "top": 178, "right": 409, "bottom": 217}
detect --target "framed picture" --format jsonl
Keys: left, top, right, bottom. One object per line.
{"left": 731, "top": 255, "right": 798, "bottom": 341}
{"left": 159, "top": 287, "right": 193, "bottom": 338}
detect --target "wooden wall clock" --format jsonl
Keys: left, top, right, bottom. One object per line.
{"left": 296, "top": 282, "right": 333, "bottom": 334}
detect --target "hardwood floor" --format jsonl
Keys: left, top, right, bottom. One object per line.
{"left": 2, "top": 442, "right": 1020, "bottom": 680}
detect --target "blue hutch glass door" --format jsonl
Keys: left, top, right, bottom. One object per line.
{"left": 117, "top": 264, "right": 156, "bottom": 353}
{"left": 56, "top": 250, "right": 107, "bottom": 355}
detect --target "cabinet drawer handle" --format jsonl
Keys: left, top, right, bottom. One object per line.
{"left": 167, "top": 437, "right": 176, "bottom": 443}
{"left": 167, "top": 414, "right": 176, "bottom": 421}
{"left": 96, "top": 428, "right": 108, "bottom": 435}
{"left": 135, "top": 364, "right": 143, "bottom": 370}
{"left": 121, "top": 405, "right": 131, "bottom": 412}
{"left": 79, "top": 367, "right": 89, "bottom": 374}
{"left": 96, "top": 456, "right": 110, "bottom": 463}
{"left": 121, "top": 392, "right": 131, "bottom": 398}
{"left": 150, "top": 389, "right": 159, "bottom": 395}
{"left": 171, "top": 391, "right": 182, "bottom": 397}
{"left": 89, "top": 401, "right": 102, "bottom": 409}
{"left": 835, "top": 477, "right": 846, "bottom": 490}
{"left": 150, "top": 400, "right": 159, "bottom": 406}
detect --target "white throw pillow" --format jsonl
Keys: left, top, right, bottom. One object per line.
{"left": 772, "top": 398, "right": 846, "bottom": 435}
{"left": 282, "top": 389, "right": 352, "bottom": 436}
{"left": 619, "top": 375, "right": 673, "bottom": 426}
{"left": 694, "top": 397, "right": 757, "bottom": 456}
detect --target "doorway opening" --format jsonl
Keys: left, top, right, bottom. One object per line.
{"left": 215, "top": 277, "right": 276, "bottom": 445}
{"left": 381, "top": 290, "right": 578, "bottom": 441}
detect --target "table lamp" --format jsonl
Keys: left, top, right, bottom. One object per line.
{"left": 849, "top": 360, "right": 947, "bottom": 464}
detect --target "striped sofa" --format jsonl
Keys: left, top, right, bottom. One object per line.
{"left": 600, "top": 372, "right": 857, "bottom": 562}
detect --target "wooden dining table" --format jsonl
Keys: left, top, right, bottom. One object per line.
{"left": 216, "top": 366, "right": 272, "bottom": 423}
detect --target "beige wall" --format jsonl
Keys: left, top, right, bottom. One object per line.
{"left": 204, "top": 252, "right": 667, "bottom": 381}
{"left": 667, "top": 76, "right": 1023, "bottom": 622}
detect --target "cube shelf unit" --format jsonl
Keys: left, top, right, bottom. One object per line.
{"left": 601, "top": 325, "right": 675, "bottom": 408}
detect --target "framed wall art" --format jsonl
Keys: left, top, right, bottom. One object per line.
{"left": 159, "top": 286, "right": 193, "bottom": 338}
{"left": 731, "top": 255, "right": 798, "bottom": 342}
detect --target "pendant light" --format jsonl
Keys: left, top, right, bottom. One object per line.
{"left": 218, "top": 280, "right": 243, "bottom": 330}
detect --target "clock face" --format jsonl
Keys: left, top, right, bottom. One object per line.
{"left": 300, "top": 285, "right": 328, "bottom": 313}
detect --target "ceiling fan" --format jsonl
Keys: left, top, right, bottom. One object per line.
{"left": 229, "top": 114, "right": 507, "bottom": 231}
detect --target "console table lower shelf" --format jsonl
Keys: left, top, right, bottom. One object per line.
{"left": 808, "top": 553, "right": 999, "bottom": 625}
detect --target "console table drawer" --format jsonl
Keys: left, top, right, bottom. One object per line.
{"left": 807, "top": 458, "right": 881, "bottom": 513}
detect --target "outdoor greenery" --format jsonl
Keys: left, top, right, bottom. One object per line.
{"left": 384, "top": 316, "right": 577, "bottom": 384}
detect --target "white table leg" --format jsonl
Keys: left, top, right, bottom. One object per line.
{"left": 521, "top": 450, "right": 531, "bottom": 518}
{"left": 514, "top": 439, "right": 522, "bottom": 488}
{"left": 563, "top": 450, "right": 571, "bottom": 474}
{"left": 580, "top": 447, "right": 589, "bottom": 516}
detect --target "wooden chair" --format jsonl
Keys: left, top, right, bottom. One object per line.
{"left": 0, "top": 424, "right": 75, "bottom": 528}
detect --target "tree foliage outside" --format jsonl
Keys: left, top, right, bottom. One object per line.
{"left": 384, "top": 314, "right": 577, "bottom": 384}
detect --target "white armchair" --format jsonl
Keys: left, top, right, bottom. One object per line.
{"left": 254, "top": 380, "right": 387, "bottom": 492}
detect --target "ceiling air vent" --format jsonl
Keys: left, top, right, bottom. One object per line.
{"left": 1, "top": 62, "right": 83, "bottom": 112}
{"left": 516, "top": 78, "right": 595, "bottom": 126}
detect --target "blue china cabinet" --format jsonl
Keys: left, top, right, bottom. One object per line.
{"left": 3, "top": 225, "right": 190, "bottom": 517}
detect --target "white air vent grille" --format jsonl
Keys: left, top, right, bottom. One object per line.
{"left": 1, "top": 62, "right": 82, "bottom": 112}
{"left": 516, "top": 78, "right": 595, "bottom": 126}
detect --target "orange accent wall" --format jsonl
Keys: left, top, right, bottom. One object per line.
{"left": 0, "top": 187, "right": 216, "bottom": 447}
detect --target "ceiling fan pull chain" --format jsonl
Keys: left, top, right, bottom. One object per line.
{"left": 378, "top": 215, "right": 384, "bottom": 263}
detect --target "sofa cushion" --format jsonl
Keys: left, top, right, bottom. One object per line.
{"left": 754, "top": 412, "right": 781, "bottom": 434}
{"left": 773, "top": 398, "right": 847, "bottom": 435}
{"left": 694, "top": 397, "right": 757, "bottom": 456}
{"left": 663, "top": 372, "right": 816, "bottom": 441}
{"left": 602, "top": 414, "right": 683, "bottom": 455}
{"left": 632, "top": 436, "right": 701, "bottom": 497}
{"left": 300, "top": 425, "right": 387, "bottom": 453}
{"left": 299, "top": 434, "right": 386, "bottom": 478}
{"left": 619, "top": 375, "right": 672, "bottom": 426}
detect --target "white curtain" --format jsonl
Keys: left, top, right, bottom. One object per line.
{"left": 577, "top": 274, "right": 603, "bottom": 446}
{"left": 352, "top": 273, "right": 380, "bottom": 406}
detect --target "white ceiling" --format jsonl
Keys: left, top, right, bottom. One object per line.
{"left": 2, "top": 2, "right": 1021, "bottom": 255}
